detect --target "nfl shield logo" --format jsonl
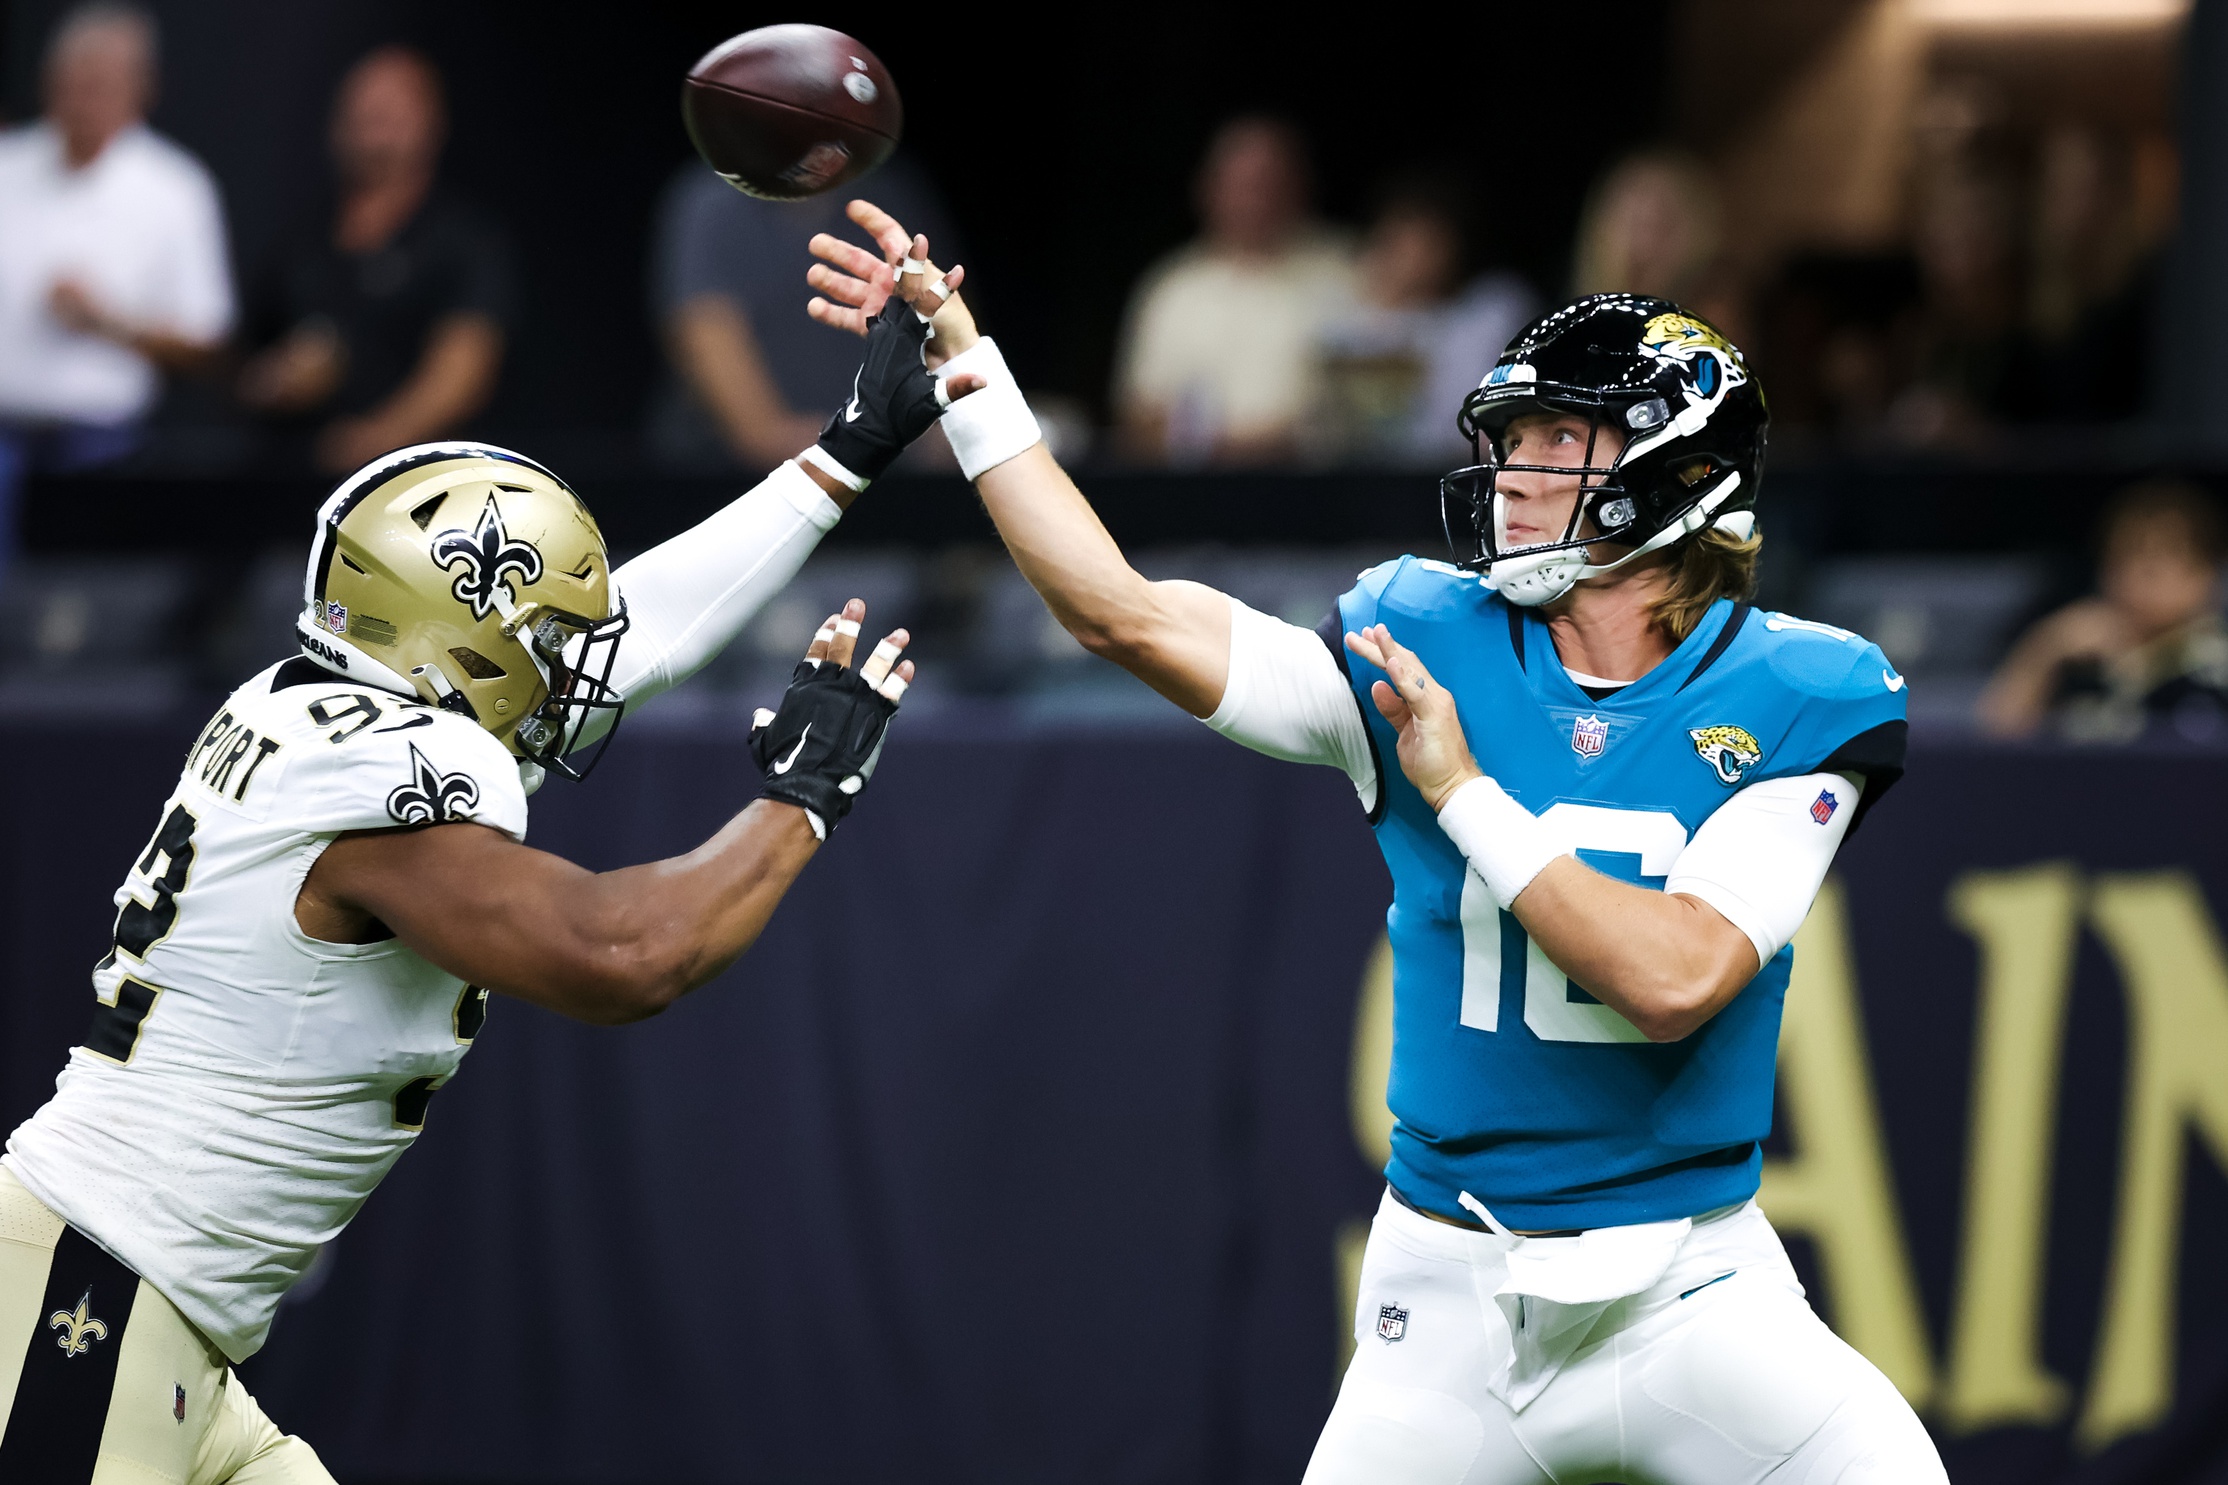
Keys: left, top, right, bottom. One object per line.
{"left": 1810, "top": 789, "right": 1839, "bottom": 825}
{"left": 322, "top": 601, "right": 348, "bottom": 636}
{"left": 1376, "top": 1303, "right": 1408, "bottom": 1343}
{"left": 1571, "top": 714, "right": 1608, "bottom": 758}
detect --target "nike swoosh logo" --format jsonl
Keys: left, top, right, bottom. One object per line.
{"left": 772, "top": 726, "right": 810, "bottom": 774}
{"left": 1883, "top": 669, "right": 1906, "bottom": 692}
{"left": 843, "top": 369, "right": 864, "bottom": 423}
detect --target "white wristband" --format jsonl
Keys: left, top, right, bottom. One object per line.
{"left": 935, "top": 336, "right": 1042, "bottom": 480}
{"left": 1436, "top": 775, "right": 1566, "bottom": 908}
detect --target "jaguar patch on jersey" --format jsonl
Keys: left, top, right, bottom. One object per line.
{"left": 431, "top": 496, "right": 543, "bottom": 621}
{"left": 386, "top": 743, "right": 481, "bottom": 825}
{"left": 1688, "top": 724, "right": 1763, "bottom": 786}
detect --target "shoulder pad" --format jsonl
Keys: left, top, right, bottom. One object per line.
{"left": 255, "top": 684, "right": 529, "bottom": 841}
{"left": 1350, "top": 556, "right": 1410, "bottom": 602}
{"left": 1755, "top": 611, "right": 1900, "bottom": 699}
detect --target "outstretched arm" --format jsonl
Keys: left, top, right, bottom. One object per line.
{"left": 570, "top": 293, "right": 949, "bottom": 747}
{"left": 302, "top": 604, "right": 911, "bottom": 1025}
{"left": 806, "top": 202, "right": 1231, "bottom": 717}
{"left": 977, "top": 445, "right": 1233, "bottom": 716}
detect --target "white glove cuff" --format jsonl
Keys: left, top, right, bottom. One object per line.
{"left": 1436, "top": 775, "right": 1566, "bottom": 909}
{"left": 798, "top": 443, "right": 868, "bottom": 494}
{"left": 935, "top": 337, "right": 1042, "bottom": 480}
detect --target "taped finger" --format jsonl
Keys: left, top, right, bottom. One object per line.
{"left": 876, "top": 670, "right": 910, "bottom": 703}
{"left": 826, "top": 614, "right": 864, "bottom": 669}
{"left": 859, "top": 635, "right": 906, "bottom": 686}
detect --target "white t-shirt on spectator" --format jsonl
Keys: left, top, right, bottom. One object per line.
{"left": 0, "top": 121, "right": 234, "bottom": 426}
{"left": 1116, "top": 232, "right": 1355, "bottom": 460}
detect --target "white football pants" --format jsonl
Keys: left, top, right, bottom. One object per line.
{"left": 1305, "top": 1190, "right": 1947, "bottom": 1485}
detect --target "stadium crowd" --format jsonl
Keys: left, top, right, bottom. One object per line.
{"left": 0, "top": 1, "right": 2214, "bottom": 739}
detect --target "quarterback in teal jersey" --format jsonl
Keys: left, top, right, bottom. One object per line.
{"left": 810, "top": 210, "right": 1945, "bottom": 1483}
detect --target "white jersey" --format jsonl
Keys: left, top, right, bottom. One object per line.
{"left": 3, "top": 658, "right": 529, "bottom": 1363}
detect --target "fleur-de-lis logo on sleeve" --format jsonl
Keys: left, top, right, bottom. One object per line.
{"left": 431, "top": 496, "right": 543, "bottom": 620}
{"left": 385, "top": 743, "right": 482, "bottom": 826}
{"left": 49, "top": 1290, "right": 109, "bottom": 1358}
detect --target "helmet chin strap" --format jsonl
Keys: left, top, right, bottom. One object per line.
{"left": 1487, "top": 474, "right": 1747, "bottom": 608}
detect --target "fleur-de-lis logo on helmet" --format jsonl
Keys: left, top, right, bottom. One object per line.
{"left": 431, "top": 496, "right": 544, "bottom": 620}
{"left": 386, "top": 742, "right": 482, "bottom": 826}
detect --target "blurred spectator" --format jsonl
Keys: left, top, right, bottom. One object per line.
{"left": 650, "top": 155, "right": 958, "bottom": 471}
{"left": 237, "top": 47, "right": 512, "bottom": 474}
{"left": 0, "top": 3, "right": 231, "bottom": 572}
{"left": 1114, "top": 117, "right": 1354, "bottom": 466}
{"left": 1311, "top": 174, "right": 1533, "bottom": 465}
{"left": 1571, "top": 150, "right": 1744, "bottom": 338}
{"left": 1753, "top": 253, "right": 1922, "bottom": 441}
{"left": 2002, "top": 127, "right": 2170, "bottom": 425}
{"left": 1978, "top": 479, "right": 2228, "bottom": 742}
{"left": 1884, "top": 164, "right": 2022, "bottom": 447}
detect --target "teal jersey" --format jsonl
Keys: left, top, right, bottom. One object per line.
{"left": 1335, "top": 558, "right": 1907, "bottom": 1231}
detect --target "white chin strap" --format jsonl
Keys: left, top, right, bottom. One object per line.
{"left": 1487, "top": 475, "right": 1751, "bottom": 607}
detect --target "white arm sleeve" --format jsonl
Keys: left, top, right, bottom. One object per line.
{"left": 1202, "top": 596, "right": 1379, "bottom": 813}
{"left": 1663, "top": 771, "right": 1864, "bottom": 968}
{"left": 581, "top": 460, "right": 841, "bottom": 741}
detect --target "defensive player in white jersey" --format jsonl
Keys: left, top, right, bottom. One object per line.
{"left": 809, "top": 209, "right": 1947, "bottom": 1482}
{"left": 0, "top": 301, "right": 962, "bottom": 1482}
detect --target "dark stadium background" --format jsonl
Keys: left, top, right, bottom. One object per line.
{"left": 4, "top": 4, "right": 2228, "bottom": 1484}
{"left": 0, "top": 0, "right": 1671, "bottom": 441}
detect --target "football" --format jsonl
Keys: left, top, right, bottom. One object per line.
{"left": 681, "top": 25, "right": 902, "bottom": 201}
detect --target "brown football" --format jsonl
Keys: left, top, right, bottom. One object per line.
{"left": 681, "top": 25, "right": 902, "bottom": 201}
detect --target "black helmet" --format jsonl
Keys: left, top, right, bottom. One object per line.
{"left": 1440, "top": 293, "right": 1768, "bottom": 606}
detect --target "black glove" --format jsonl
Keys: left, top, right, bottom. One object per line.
{"left": 813, "top": 299, "right": 949, "bottom": 486}
{"left": 749, "top": 656, "right": 901, "bottom": 834}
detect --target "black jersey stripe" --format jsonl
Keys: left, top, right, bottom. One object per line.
{"left": 1815, "top": 719, "right": 1909, "bottom": 837}
{"left": 1316, "top": 610, "right": 1389, "bottom": 825}
{"left": 269, "top": 656, "right": 333, "bottom": 692}
{"left": 0, "top": 1225, "right": 143, "bottom": 1482}
{"left": 1676, "top": 602, "right": 1753, "bottom": 693}
{"left": 1506, "top": 602, "right": 1527, "bottom": 671}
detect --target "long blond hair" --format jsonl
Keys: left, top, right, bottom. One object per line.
{"left": 1646, "top": 526, "right": 1762, "bottom": 643}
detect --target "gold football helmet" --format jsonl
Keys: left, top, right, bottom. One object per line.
{"left": 299, "top": 443, "right": 630, "bottom": 778}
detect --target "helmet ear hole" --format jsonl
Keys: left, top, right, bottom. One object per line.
{"left": 447, "top": 646, "right": 507, "bottom": 680}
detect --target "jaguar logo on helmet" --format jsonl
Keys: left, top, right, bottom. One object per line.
{"left": 1640, "top": 312, "right": 1748, "bottom": 401}
{"left": 1641, "top": 312, "right": 1746, "bottom": 370}
{"left": 1440, "top": 294, "right": 1769, "bottom": 611}
{"left": 1689, "top": 725, "right": 1764, "bottom": 786}
{"left": 431, "top": 497, "right": 544, "bottom": 621}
